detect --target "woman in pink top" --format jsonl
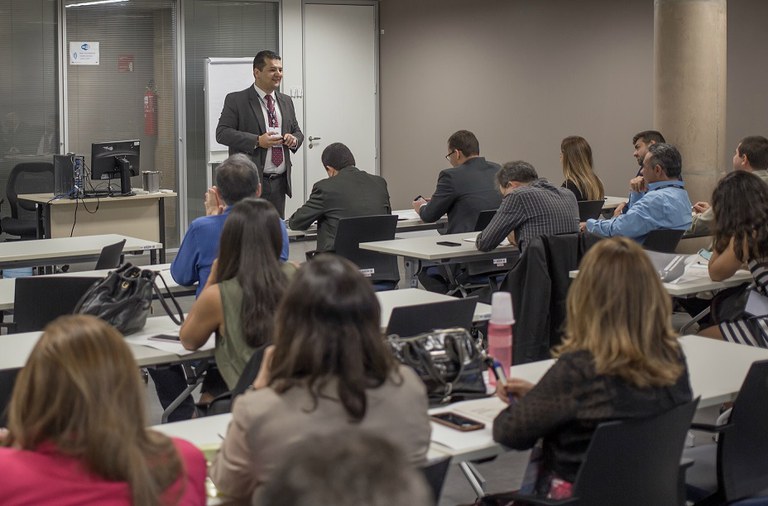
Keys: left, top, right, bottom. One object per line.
{"left": 0, "top": 315, "right": 207, "bottom": 505}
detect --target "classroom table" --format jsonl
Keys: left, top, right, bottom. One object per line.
{"left": 152, "top": 334, "right": 768, "bottom": 504}
{"left": 19, "top": 191, "right": 177, "bottom": 263}
{"left": 602, "top": 195, "right": 626, "bottom": 210}
{"left": 360, "top": 231, "right": 519, "bottom": 288}
{"left": 377, "top": 288, "right": 491, "bottom": 326}
{"left": 0, "top": 315, "right": 212, "bottom": 372}
{"left": 0, "top": 233, "right": 163, "bottom": 269}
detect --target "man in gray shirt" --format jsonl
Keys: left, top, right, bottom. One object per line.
{"left": 477, "top": 161, "right": 579, "bottom": 252}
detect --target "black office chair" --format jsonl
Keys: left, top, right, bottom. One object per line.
{"left": 643, "top": 228, "right": 685, "bottom": 253}
{"left": 333, "top": 214, "right": 400, "bottom": 291}
{"left": 479, "top": 398, "right": 699, "bottom": 506}
{"left": 200, "top": 346, "right": 268, "bottom": 417}
{"left": 577, "top": 199, "right": 604, "bottom": 221}
{"left": 0, "top": 162, "right": 54, "bottom": 240}
{"left": 421, "top": 456, "right": 452, "bottom": 506}
{"left": 95, "top": 239, "right": 126, "bottom": 270}
{"left": 12, "top": 276, "right": 97, "bottom": 333}
{"left": 685, "top": 360, "right": 768, "bottom": 505}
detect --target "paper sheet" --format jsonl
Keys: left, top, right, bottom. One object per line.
{"left": 463, "top": 233, "right": 510, "bottom": 246}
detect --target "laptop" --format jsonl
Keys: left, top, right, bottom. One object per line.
{"left": 385, "top": 297, "right": 478, "bottom": 337}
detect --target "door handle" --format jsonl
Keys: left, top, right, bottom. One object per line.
{"left": 308, "top": 136, "right": 322, "bottom": 149}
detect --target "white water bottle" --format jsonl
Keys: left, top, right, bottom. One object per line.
{"left": 487, "top": 292, "right": 514, "bottom": 386}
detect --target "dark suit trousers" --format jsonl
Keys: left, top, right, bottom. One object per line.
{"left": 262, "top": 173, "right": 288, "bottom": 218}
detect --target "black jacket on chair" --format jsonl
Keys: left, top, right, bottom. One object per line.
{"left": 500, "top": 232, "right": 602, "bottom": 364}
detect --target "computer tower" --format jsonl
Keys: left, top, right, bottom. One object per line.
{"left": 53, "top": 154, "right": 84, "bottom": 197}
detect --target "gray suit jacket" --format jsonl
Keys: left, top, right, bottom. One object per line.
{"left": 419, "top": 156, "right": 502, "bottom": 234}
{"left": 215, "top": 86, "right": 304, "bottom": 197}
{"left": 288, "top": 166, "right": 391, "bottom": 252}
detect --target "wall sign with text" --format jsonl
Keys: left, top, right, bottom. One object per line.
{"left": 70, "top": 42, "right": 100, "bottom": 65}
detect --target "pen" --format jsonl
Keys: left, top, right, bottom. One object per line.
{"left": 485, "top": 357, "right": 516, "bottom": 404}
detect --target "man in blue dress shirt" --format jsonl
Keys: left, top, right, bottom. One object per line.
{"left": 584, "top": 143, "right": 691, "bottom": 243}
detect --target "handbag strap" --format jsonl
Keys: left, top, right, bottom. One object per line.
{"left": 152, "top": 272, "right": 185, "bottom": 325}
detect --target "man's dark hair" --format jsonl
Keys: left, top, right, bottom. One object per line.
{"left": 253, "top": 50, "right": 281, "bottom": 70}
{"left": 448, "top": 130, "right": 480, "bottom": 157}
{"left": 215, "top": 153, "right": 260, "bottom": 205}
{"left": 496, "top": 160, "right": 538, "bottom": 187}
{"left": 321, "top": 142, "right": 356, "bottom": 169}
{"left": 738, "top": 135, "right": 768, "bottom": 170}
{"left": 632, "top": 130, "right": 666, "bottom": 145}
{"left": 646, "top": 143, "right": 682, "bottom": 179}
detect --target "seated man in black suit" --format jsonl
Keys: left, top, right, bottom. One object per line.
{"left": 288, "top": 142, "right": 391, "bottom": 252}
{"left": 412, "top": 130, "right": 501, "bottom": 233}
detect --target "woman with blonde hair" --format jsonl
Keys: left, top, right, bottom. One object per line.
{"left": 560, "top": 135, "right": 605, "bottom": 201}
{"left": 493, "top": 237, "right": 692, "bottom": 499}
{"left": 0, "top": 315, "right": 206, "bottom": 505}
{"left": 210, "top": 255, "right": 431, "bottom": 502}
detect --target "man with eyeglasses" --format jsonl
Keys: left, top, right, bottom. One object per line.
{"left": 412, "top": 130, "right": 501, "bottom": 234}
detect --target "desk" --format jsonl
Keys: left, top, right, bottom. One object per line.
{"left": 603, "top": 195, "right": 626, "bottom": 210}
{"left": 0, "top": 315, "right": 213, "bottom": 372}
{"left": 153, "top": 335, "right": 768, "bottom": 472}
{"left": 0, "top": 233, "right": 162, "bottom": 269}
{"left": 360, "top": 231, "right": 519, "bottom": 288}
{"left": 286, "top": 209, "right": 448, "bottom": 241}
{"left": 19, "top": 191, "right": 177, "bottom": 263}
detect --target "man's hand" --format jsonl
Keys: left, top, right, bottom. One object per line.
{"left": 612, "top": 202, "right": 626, "bottom": 217}
{"left": 258, "top": 131, "right": 284, "bottom": 149}
{"left": 204, "top": 186, "right": 225, "bottom": 216}
{"left": 630, "top": 175, "right": 646, "bottom": 193}
{"left": 693, "top": 201, "right": 711, "bottom": 214}
{"left": 283, "top": 133, "right": 299, "bottom": 149}
{"left": 412, "top": 197, "right": 428, "bottom": 213}
{"left": 579, "top": 221, "right": 587, "bottom": 233}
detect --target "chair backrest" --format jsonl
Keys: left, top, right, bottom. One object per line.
{"left": 333, "top": 214, "right": 399, "bottom": 285}
{"left": 577, "top": 200, "right": 604, "bottom": 221}
{"left": 572, "top": 398, "right": 699, "bottom": 506}
{"left": 385, "top": 297, "right": 477, "bottom": 337}
{"left": 473, "top": 209, "right": 497, "bottom": 232}
{"left": 6, "top": 162, "right": 54, "bottom": 217}
{"left": 13, "top": 276, "right": 98, "bottom": 333}
{"left": 95, "top": 239, "right": 126, "bottom": 270}
{"left": 421, "top": 456, "right": 451, "bottom": 505}
{"left": 643, "top": 228, "right": 685, "bottom": 253}
{"left": 719, "top": 359, "right": 768, "bottom": 501}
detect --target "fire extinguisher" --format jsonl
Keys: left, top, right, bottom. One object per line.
{"left": 144, "top": 80, "right": 157, "bottom": 136}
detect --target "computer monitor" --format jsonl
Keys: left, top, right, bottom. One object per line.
{"left": 90, "top": 139, "right": 140, "bottom": 196}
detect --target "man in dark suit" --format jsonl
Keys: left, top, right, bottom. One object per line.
{"left": 412, "top": 130, "right": 501, "bottom": 233}
{"left": 288, "top": 142, "right": 390, "bottom": 252}
{"left": 215, "top": 50, "right": 303, "bottom": 217}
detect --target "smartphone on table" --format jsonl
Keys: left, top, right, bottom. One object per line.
{"left": 147, "top": 334, "right": 181, "bottom": 343}
{"left": 436, "top": 241, "right": 462, "bottom": 247}
{"left": 430, "top": 412, "right": 485, "bottom": 431}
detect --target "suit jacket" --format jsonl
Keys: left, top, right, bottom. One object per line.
{"left": 418, "top": 157, "right": 502, "bottom": 234}
{"left": 288, "top": 166, "right": 391, "bottom": 252}
{"left": 215, "top": 86, "right": 304, "bottom": 197}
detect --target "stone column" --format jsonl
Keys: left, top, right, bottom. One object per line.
{"left": 654, "top": 0, "right": 726, "bottom": 206}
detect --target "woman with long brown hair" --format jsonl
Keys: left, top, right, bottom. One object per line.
{"left": 493, "top": 237, "right": 692, "bottom": 499}
{"left": 210, "top": 255, "right": 431, "bottom": 502}
{"left": 560, "top": 135, "right": 605, "bottom": 201}
{"left": 699, "top": 170, "right": 768, "bottom": 345}
{"left": 0, "top": 315, "right": 206, "bottom": 505}
{"left": 180, "top": 198, "right": 295, "bottom": 390}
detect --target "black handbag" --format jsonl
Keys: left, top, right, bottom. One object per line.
{"left": 74, "top": 263, "right": 185, "bottom": 335}
{"left": 387, "top": 327, "right": 489, "bottom": 405}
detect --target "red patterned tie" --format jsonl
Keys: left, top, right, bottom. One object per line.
{"left": 265, "top": 95, "right": 284, "bottom": 166}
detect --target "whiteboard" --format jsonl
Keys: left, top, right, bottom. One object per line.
{"left": 204, "top": 57, "right": 255, "bottom": 165}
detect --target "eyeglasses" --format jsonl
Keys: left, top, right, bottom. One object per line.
{"left": 444, "top": 149, "right": 456, "bottom": 161}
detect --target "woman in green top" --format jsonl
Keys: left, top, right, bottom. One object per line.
{"left": 180, "top": 198, "right": 293, "bottom": 389}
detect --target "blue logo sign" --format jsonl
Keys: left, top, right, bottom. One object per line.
{"left": 81, "top": 43, "right": 89, "bottom": 51}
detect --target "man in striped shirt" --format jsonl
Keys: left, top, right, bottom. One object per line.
{"left": 476, "top": 161, "right": 579, "bottom": 252}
